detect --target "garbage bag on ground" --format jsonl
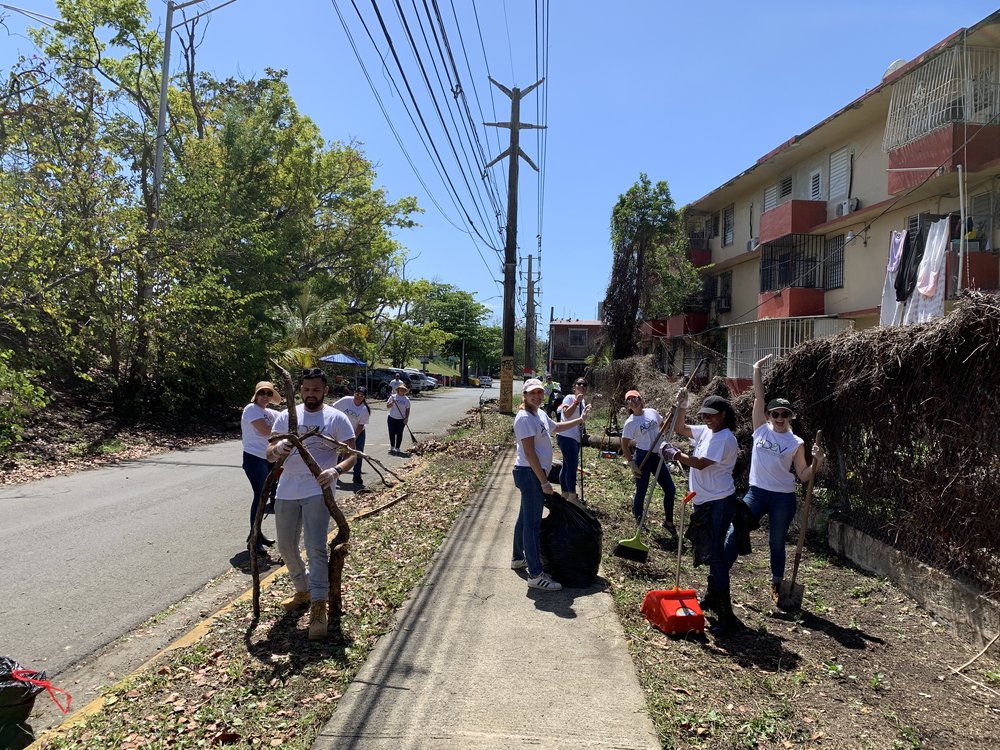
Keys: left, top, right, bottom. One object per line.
{"left": 0, "top": 657, "right": 45, "bottom": 726}
{"left": 540, "top": 493, "right": 602, "bottom": 587}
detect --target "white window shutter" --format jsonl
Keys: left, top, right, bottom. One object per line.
{"left": 830, "top": 148, "right": 850, "bottom": 199}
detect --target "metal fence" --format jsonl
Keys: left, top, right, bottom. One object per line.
{"left": 883, "top": 45, "right": 1000, "bottom": 152}
{"left": 725, "top": 317, "right": 853, "bottom": 380}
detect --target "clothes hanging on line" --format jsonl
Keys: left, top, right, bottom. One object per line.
{"left": 879, "top": 229, "right": 908, "bottom": 326}
{"left": 903, "top": 218, "right": 950, "bottom": 325}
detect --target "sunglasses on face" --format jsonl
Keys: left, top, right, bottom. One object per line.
{"left": 575, "top": 382, "right": 587, "bottom": 387}
{"left": 257, "top": 390, "right": 274, "bottom": 396}
{"left": 770, "top": 410, "right": 792, "bottom": 419}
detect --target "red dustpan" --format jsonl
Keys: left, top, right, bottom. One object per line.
{"left": 640, "top": 491, "right": 705, "bottom": 635}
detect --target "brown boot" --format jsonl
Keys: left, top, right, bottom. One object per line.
{"left": 281, "top": 590, "right": 311, "bottom": 612}
{"left": 308, "top": 600, "right": 329, "bottom": 640}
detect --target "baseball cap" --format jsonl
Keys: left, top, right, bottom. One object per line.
{"left": 523, "top": 378, "right": 545, "bottom": 393}
{"left": 697, "top": 394, "right": 733, "bottom": 415}
{"left": 767, "top": 397, "right": 794, "bottom": 412}
{"left": 624, "top": 390, "right": 641, "bottom": 402}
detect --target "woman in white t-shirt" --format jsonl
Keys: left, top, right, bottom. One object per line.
{"left": 241, "top": 381, "right": 280, "bottom": 553}
{"left": 333, "top": 386, "right": 371, "bottom": 483}
{"left": 661, "top": 393, "right": 740, "bottom": 635}
{"left": 512, "top": 378, "right": 590, "bottom": 592}
{"left": 556, "top": 377, "right": 589, "bottom": 504}
{"left": 385, "top": 384, "right": 411, "bottom": 454}
{"left": 724, "top": 355, "right": 824, "bottom": 603}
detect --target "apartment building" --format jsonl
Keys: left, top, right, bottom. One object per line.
{"left": 657, "top": 10, "right": 1000, "bottom": 392}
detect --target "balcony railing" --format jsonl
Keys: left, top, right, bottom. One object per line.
{"left": 883, "top": 45, "right": 1000, "bottom": 152}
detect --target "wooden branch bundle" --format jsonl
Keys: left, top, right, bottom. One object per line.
{"left": 249, "top": 364, "right": 354, "bottom": 621}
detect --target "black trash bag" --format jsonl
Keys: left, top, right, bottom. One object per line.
{"left": 547, "top": 461, "right": 562, "bottom": 484}
{"left": 539, "top": 494, "right": 602, "bottom": 588}
{"left": 0, "top": 657, "right": 45, "bottom": 726}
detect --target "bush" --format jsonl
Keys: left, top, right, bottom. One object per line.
{"left": 0, "top": 350, "right": 49, "bottom": 449}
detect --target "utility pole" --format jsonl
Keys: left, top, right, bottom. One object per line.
{"left": 484, "top": 77, "right": 545, "bottom": 413}
{"left": 525, "top": 254, "right": 536, "bottom": 377}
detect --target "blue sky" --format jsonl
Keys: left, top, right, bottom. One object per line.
{"left": 3, "top": 1, "right": 999, "bottom": 327}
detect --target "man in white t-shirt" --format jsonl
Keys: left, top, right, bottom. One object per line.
{"left": 268, "top": 367, "right": 357, "bottom": 640}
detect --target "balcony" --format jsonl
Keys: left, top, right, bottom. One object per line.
{"left": 757, "top": 287, "right": 825, "bottom": 319}
{"left": 686, "top": 235, "right": 712, "bottom": 267}
{"left": 640, "top": 311, "right": 709, "bottom": 340}
{"left": 887, "top": 123, "right": 1000, "bottom": 193}
{"left": 759, "top": 200, "right": 828, "bottom": 245}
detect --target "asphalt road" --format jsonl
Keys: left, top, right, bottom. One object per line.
{"left": 0, "top": 385, "right": 495, "bottom": 677}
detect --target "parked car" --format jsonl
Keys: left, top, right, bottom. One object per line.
{"left": 365, "top": 368, "right": 413, "bottom": 399}
{"left": 478, "top": 375, "right": 493, "bottom": 388}
{"left": 403, "top": 368, "right": 429, "bottom": 393}
{"left": 423, "top": 375, "right": 438, "bottom": 390}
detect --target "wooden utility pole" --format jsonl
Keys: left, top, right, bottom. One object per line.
{"left": 484, "top": 77, "right": 545, "bottom": 413}
{"left": 525, "top": 254, "right": 536, "bottom": 377}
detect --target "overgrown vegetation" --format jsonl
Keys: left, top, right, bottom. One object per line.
{"left": 0, "top": 0, "right": 501, "bottom": 436}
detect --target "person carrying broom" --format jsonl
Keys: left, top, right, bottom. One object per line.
{"left": 723, "top": 355, "right": 824, "bottom": 604}
{"left": 660, "top": 393, "right": 740, "bottom": 635}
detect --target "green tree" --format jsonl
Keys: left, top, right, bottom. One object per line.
{"left": 602, "top": 173, "right": 701, "bottom": 360}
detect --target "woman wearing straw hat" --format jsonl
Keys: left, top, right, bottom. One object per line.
{"left": 724, "top": 355, "right": 824, "bottom": 603}
{"left": 661, "top": 393, "right": 740, "bottom": 635}
{"left": 511, "top": 378, "right": 591, "bottom": 592}
{"left": 241, "top": 381, "right": 281, "bottom": 554}
{"left": 386, "top": 383, "right": 411, "bottom": 455}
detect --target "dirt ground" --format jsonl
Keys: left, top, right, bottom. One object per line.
{"left": 584, "top": 451, "right": 1000, "bottom": 750}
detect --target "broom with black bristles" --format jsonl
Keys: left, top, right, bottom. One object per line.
{"left": 612, "top": 361, "right": 705, "bottom": 563}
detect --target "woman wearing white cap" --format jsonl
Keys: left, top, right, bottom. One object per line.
{"left": 724, "top": 355, "right": 824, "bottom": 603}
{"left": 512, "top": 378, "right": 591, "bottom": 591}
{"left": 241, "top": 381, "right": 280, "bottom": 554}
{"left": 386, "top": 383, "right": 411, "bottom": 455}
{"left": 661, "top": 392, "right": 740, "bottom": 634}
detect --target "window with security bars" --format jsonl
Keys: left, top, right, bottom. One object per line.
{"left": 824, "top": 234, "right": 845, "bottom": 290}
{"left": 568, "top": 329, "right": 587, "bottom": 347}
{"left": 759, "top": 235, "right": 824, "bottom": 293}
{"left": 723, "top": 204, "right": 735, "bottom": 246}
{"left": 906, "top": 212, "right": 935, "bottom": 238}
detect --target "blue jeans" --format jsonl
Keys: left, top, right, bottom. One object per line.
{"left": 512, "top": 466, "right": 546, "bottom": 578}
{"left": 557, "top": 435, "right": 579, "bottom": 493}
{"left": 632, "top": 448, "right": 676, "bottom": 525}
{"left": 353, "top": 429, "right": 366, "bottom": 480}
{"left": 275, "top": 493, "right": 331, "bottom": 601}
{"left": 242, "top": 452, "right": 273, "bottom": 534}
{"left": 706, "top": 494, "right": 739, "bottom": 590}
{"left": 724, "top": 486, "right": 797, "bottom": 583}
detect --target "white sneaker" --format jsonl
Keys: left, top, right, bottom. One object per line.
{"left": 511, "top": 558, "right": 528, "bottom": 570}
{"left": 527, "top": 572, "right": 562, "bottom": 591}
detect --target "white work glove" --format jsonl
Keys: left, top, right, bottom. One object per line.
{"left": 675, "top": 387, "right": 689, "bottom": 410}
{"left": 317, "top": 467, "right": 339, "bottom": 488}
{"left": 631, "top": 461, "right": 643, "bottom": 479}
{"left": 273, "top": 439, "right": 293, "bottom": 458}
{"left": 540, "top": 481, "right": 554, "bottom": 495}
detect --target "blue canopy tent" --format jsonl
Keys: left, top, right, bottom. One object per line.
{"left": 318, "top": 353, "right": 368, "bottom": 393}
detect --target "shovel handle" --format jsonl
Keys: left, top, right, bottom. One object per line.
{"left": 674, "top": 491, "right": 696, "bottom": 589}
{"left": 634, "top": 359, "right": 706, "bottom": 472}
{"left": 788, "top": 430, "right": 822, "bottom": 586}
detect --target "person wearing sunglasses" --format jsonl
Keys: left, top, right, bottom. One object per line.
{"left": 723, "top": 354, "right": 824, "bottom": 606}
{"left": 556, "top": 378, "right": 589, "bottom": 505}
{"left": 660, "top": 393, "right": 740, "bottom": 635}
{"left": 621, "top": 390, "right": 678, "bottom": 537}
{"left": 241, "top": 381, "right": 281, "bottom": 555}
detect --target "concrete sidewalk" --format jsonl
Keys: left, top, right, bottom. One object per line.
{"left": 313, "top": 450, "right": 659, "bottom": 750}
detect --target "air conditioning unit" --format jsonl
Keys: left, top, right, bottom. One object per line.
{"left": 836, "top": 197, "right": 861, "bottom": 217}
{"left": 746, "top": 237, "right": 759, "bottom": 251}
{"left": 716, "top": 297, "right": 732, "bottom": 313}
